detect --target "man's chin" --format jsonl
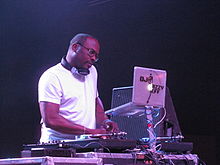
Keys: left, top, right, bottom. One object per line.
{"left": 85, "top": 63, "right": 92, "bottom": 69}
{"left": 78, "top": 62, "right": 93, "bottom": 70}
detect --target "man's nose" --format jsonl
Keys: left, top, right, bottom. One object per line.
{"left": 90, "top": 55, "right": 97, "bottom": 62}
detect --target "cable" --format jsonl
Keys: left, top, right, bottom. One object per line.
{"left": 181, "top": 154, "right": 190, "bottom": 165}
{"left": 143, "top": 150, "right": 160, "bottom": 165}
{"left": 155, "top": 143, "right": 162, "bottom": 151}
{"left": 67, "top": 141, "right": 111, "bottom": 153}
{"left": 198, "top": 158, "right": 207, "bottom": 165}
{"left": 169, "top": 159, "right": 175, "bottom": 165}
{"left": 154, "top": 107, "right": 167, "bottom": 129}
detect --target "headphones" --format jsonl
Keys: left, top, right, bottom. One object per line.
{"left": 61, "top": 56, "right": 90, "bottom": 76}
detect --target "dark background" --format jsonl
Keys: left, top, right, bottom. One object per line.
{"left": 0, "top": 0, "right": 218, "bottom": 164}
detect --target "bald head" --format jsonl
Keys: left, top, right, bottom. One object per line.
{"left": 69, "top": 33, "right": 98, "bottom": 46}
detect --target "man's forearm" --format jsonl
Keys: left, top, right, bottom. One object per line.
{"left": 96, "top": 97, "right": 109, "bottom": 128}
{"left": 45, "top": 114, "right": 87, "bottom": 135}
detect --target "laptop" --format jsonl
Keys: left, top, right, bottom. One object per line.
{"left": 106, "top": 66, "right": 167, "bottom": 116}
{"left": 132, "top": 66, "right": 167, "bottom": 108}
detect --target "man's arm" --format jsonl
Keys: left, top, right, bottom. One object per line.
{"left": 40, "top": 101, "right": 106, "bottom": 135}
{"left": 96, "top": 97, "right": 119, "bottom": 132}
{"left": 96, "top": 97, "right": 109, "bottom": 128}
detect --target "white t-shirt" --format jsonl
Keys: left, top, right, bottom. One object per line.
{"left": 38, "top": 63, "right": 98, "bottom": 142}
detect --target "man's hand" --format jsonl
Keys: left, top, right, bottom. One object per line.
{"left": 95, "top": 97, "right": 120, "bottom": 133}
{"left": 102, "top": 119, "right": 120, "bottom": 133}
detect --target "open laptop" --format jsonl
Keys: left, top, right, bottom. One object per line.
{"left": 132, "top": 66, "right": 167, "bottom": 108}
{"left": 106, "top": 66, "right": 167, "bottom": 116}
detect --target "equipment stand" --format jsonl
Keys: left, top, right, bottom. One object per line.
{"left": 145, "top": 106, "right": 157, "bottom": 151}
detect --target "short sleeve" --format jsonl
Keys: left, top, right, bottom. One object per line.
{"left": 38, "top": 71, "right": 62, "bottom": 104}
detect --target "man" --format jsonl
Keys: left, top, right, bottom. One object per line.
{"left": 38, "top": 33, "right": 118, "bottom": 142}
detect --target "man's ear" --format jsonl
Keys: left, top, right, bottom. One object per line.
{"left": 71, "top": 43, "right": 79, "bottom": 52}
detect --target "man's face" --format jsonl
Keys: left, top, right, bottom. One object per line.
{"left": 74, "top": 37, "right": 100, "bottom": 69}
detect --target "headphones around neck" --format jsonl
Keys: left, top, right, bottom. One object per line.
{"left": 61, "top": 56, "right": 90, "bottom": 76}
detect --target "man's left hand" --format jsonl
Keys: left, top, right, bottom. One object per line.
{"left": 102, "top": 119, "right": 120, "bottom": 133}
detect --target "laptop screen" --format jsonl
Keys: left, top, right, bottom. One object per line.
{"left": 132, "top": 66, "right": 167, "bottom": 108}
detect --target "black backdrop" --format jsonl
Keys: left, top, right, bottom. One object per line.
{"left": 0, "top": 0, "right": 218, "bottom": 164}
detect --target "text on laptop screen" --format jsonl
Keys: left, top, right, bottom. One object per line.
{"left": 132, "top": 66, "right": 167, "bottom": 107}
